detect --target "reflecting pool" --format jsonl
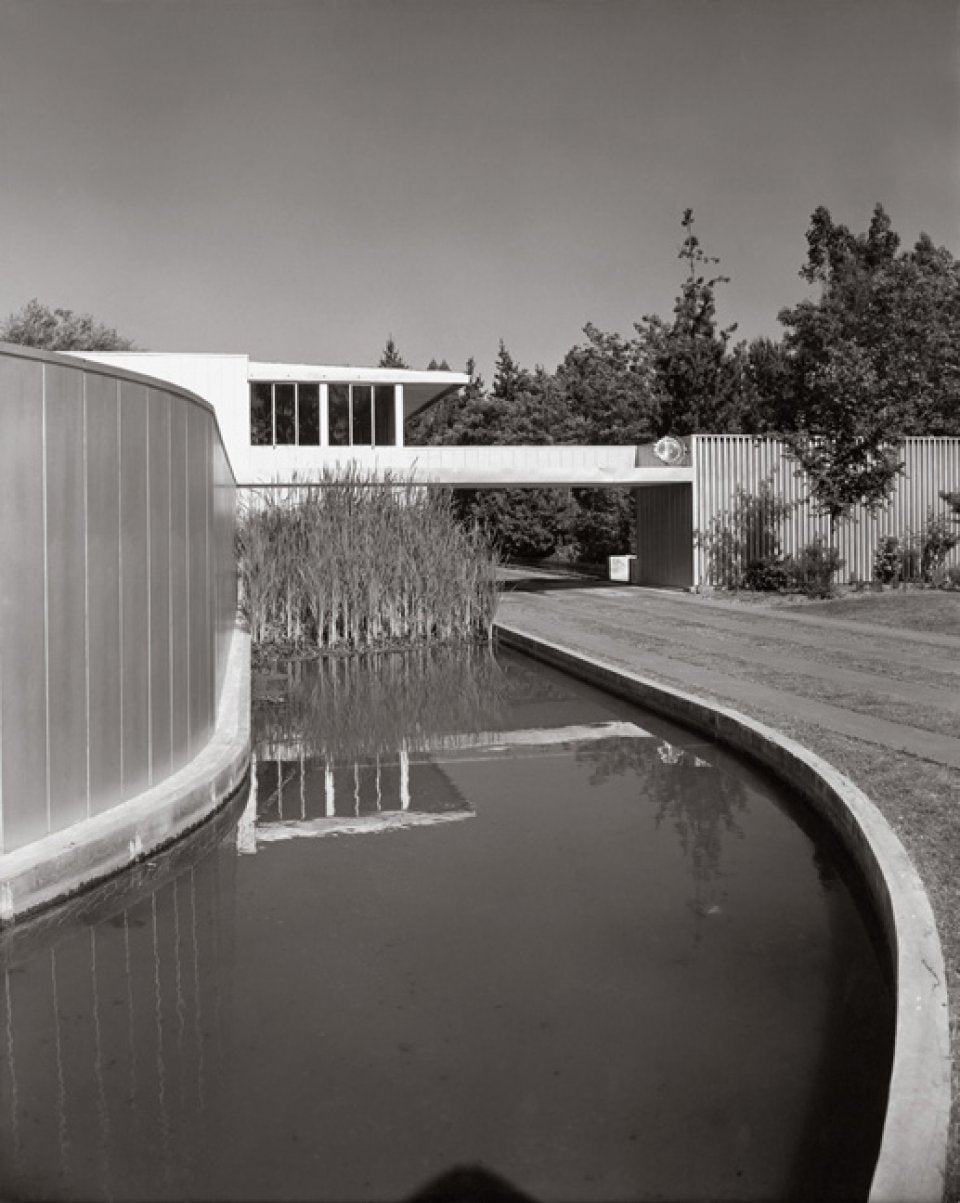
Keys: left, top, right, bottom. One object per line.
{"left": 0, "top": 646, "right": 893, "bottom": 1201}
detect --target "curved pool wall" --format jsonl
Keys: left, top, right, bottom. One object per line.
{"left": 0, "top": 343, "right": 250, "bottom": 922}
{"left": 496, "top": 623, "right": 950, "bottom": 1203}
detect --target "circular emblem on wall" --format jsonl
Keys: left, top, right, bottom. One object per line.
{"left": 653, "top": 436, "right": 686, "bottom": 465}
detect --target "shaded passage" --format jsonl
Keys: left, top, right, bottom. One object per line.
{"left": 0, "top": 647, "right": 892, "bottom": 1201}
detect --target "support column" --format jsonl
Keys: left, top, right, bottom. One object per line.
{"left": 319, "top": 383, "right": 329, "bottom": 448}
{"left": 394, "top": 384, "right": 404, "bottom": 447}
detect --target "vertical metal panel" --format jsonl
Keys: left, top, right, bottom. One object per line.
{"left": 635, "top": 484, "right": 694, "bottom": 587}
{"left": 186, "top": 405, "right": 210, "bottom": 753}
{"left": 0, "top": 358, "right": 48, "bottom": 850}
{"left": 692, "top": 435, "right": 960, "bottom": 586}
{"left": 119, "top": 382, "right": 150, "bottom": 800}
{"left": 85, "top": 373, "right": 123, "bottom": 816}
{"left": 148, "top": 389, "right": 172, "bottom": 783}
{"left": 169, "top": 399, "right": 190, "bottom": 772}
{"left": 44, "top": 365, "right": 88, "bottom": 832}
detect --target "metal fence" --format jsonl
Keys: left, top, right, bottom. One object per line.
{"left": 0, "top": 345, "right": 237, "bottom": 853}
{"left": 691, "top": 435, "right": 960, "bottom": 587}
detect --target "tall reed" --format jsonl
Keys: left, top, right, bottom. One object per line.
{"left": 237, "top": 470, "right": 499, "bottom": 652}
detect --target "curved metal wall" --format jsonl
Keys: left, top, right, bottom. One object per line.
{"left": 0, "top": 345, "right": 237, "bottom": 854}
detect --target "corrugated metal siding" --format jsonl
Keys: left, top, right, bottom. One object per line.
{"left": 0, "top": 346, "right": 237, "bottom": 854}
{"left": 635, "top": 483, "right": 694, "bottom": 587}
{"left": 692, "top": 435, "right": 960, "bottom": 586}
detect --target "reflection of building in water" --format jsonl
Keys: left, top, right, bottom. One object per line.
{"left": 241, "top": 721, "right": 654, "bottom": 853}
{"left": 0, "top": 820, "right": 239, "bottom": 1202}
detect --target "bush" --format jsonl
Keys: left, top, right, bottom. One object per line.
{"left": 454, "top": 488, "right": 574, "bottom": 562}
{"left": 742, "top": 558, "right": 791, "bottom": 592}
{"left": 873, "top": 535, "right": 902, "bottom": 584}
{"left": 920, "top": 509, "right": 959, "bottom": 581}
{"left": 784, "top": 539, "right": 844, "bottom": 598}
{"left": 570, "top": 488, "right": 635, "bottom": 563}
{"left": 948, "top": 564, "right": 960, "bottom": 589}
{"left": 697, "top": 477, "right": 795, "bottom": 589}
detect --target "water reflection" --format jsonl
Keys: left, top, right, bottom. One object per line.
{"left": 0, "top": 649, "right": 893, "bottom": 1202}
{"left": 0, "top": 794, "right": 244, "bottom": 1201}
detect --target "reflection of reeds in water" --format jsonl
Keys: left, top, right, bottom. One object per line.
{"left": 254, "top": 643, "right": 508, "bottom": 761}
{"left": 237, "top": 471, "right": 499, "bottom": 651}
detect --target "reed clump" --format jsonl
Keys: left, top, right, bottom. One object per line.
{"left": 238, "top": 471, "right": 499, "bottom": 652}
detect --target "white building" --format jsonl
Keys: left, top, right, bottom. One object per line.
{"left": 73, "top": 352, "right": 468, "bottom": 484}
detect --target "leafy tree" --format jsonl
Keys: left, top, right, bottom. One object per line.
{"left": 780, "top": 204, "right": 960, "bottom": 437}
{"left": 1, "top": 299, "right": 135, "bottom": 351}
{"left": 426, "top": 357, "right": 451, "bottom": 371}
{"left": 555, "top": 324, "right": 653, "bottom": 443}
{"left": 456, "top": 487, "right": 574, "bottom": 561}
{"left": 782, "top": 337, "right": 903, "bottom": 538}
{"left": 635, "top": 210, "right": 746, "bottom": 435}
{"left": 378, "top": 336, "right": 408, "bottom": 369}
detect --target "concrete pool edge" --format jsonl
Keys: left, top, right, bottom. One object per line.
{"left": 495, "top": 622, "right": 950, "bottom": 1203}
{"left": 0, "top": 626, "right": 251, "bottom": 927}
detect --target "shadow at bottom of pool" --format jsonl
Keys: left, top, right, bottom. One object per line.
{"left": 405, "top": 1165, "right": 537, "bottom": 1202}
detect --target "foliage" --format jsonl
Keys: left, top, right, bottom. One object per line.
{"left": 948, "top": 565, "right": 960, "bottom": 589}
{"left": 455, "top": 487, "right": 573, "bottom": 561}
{"left": 378, "top": 336, "right": 408, "bottom": 369}
{"left": 237, "top": 471, "right": 499, "bottom": 651}
{"left": 781, "top": 338, "right": 904, "bottom": 535}
{"left": 941, "top": 490, "right": 960, "bottom": 522}
{"left": 873, "top": 535, "right": 904, "bottom": 584}
{"left": 782, "top": 538, "right": 844, "bottom": 598}
{"left": 919, "top": 509, "right": 959, "bottom": 581}
{"left": 569, "top": 488, "right": 635, "bottom": 563}
{"left": 1, "top": 298, "right": 135, "bottom": 351}
{"left": 697, "top": 478, "right": 795, "bottom": 588}
{"left": 634, "top": 210, "right": 747, "bottom": 436}
{"left": 554, "top": 324, "right": 653, "bottom": 443}
{"left": 779, "top": 204, "right": 960, "bottom": 439}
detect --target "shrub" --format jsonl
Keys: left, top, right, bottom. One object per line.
{"left": 697, "top": 477, "right": 795, "bottom": 589}
{"left": 742, "top": 558, "right": 791, "bottom": 592}
{"left": 948, "top": 564, "right": 960, "bottom": 590}
{"left": 784, "top": 539, "right": 844, "bottom": 598}
{"left": 570, "top": 488, "right": 636, "bottom": 563}
{"left": 873, "top": 535, "right": 902, "bottom": 584}
{"left": 919, "top": 508, "right": 959, "bottom": 581}
{"left": 455, "top": 488, "right": 574, "bottom": 562}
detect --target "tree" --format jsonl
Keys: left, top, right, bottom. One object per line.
{"left": 780, "top": 204, "right": 960, "bottom": 437}
{"left": 555, "top": 323, "right": 654, "bottom": 443}
{"left": 1, "top": 299, "right": 135, "bottom": 351}
{"left": 378, "top": 336, "right": 408, "bottom": 369}
{"left": 426, "top": 357, "right": 451, "bottom": 371}
{"left": 635, "top": 210, "right": 746, "bottom": 436}
{"left": 782, "top": 337, "right": 903, "bottom": 538}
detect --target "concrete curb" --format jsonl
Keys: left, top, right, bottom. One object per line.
{"left": 0, "top": 626, "right": 251, "bottom": 926}
{"left": 496, "top": 621, "right": 951, "bottom": 1203}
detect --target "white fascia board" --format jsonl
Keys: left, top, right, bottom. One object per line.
{"left": 247, "top": 361, "right": 469, "bottom": 387}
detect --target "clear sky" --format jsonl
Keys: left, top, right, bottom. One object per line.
{"left": 1, "top": 0, "right": 958, "bottom": 379}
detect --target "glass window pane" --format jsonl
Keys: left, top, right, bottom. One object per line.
{"left": 250, "top": 382, "right": 273, "bottom": 445}
{"left": 274, "top": 383, "right": 296, "bottom": 444}
{"left": 352, "top": 385, "right": 372, "bottom": 445}
{"left": 374, "top": 385, "right": 395, "bottom": 446}
{"left": 298, "top": 383, "right": 320, "bottom": 445}
{"left": 329, "top": 385, "right": 350, "bottom": 446}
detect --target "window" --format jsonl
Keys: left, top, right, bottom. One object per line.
{"left": 247, "top": 381, "right": 401, "bottom": 447}
{"left": 250, "top": 382, "right": 273, "bottom": 445}
{"left": 299, "top": 383, "right": 320, "bottom": 445}
{"left": 329, "top": 384, "right": 350, "bottom": 447}
{"left": 274, "top": 383, "right": 296, "bottom": 444}
{"left": 374, "top": 385, "right": 394, "bottom": 446}
{"left": 352, "top": 386, "right": 373, "bottom": 445}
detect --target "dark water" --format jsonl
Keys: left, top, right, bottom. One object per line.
{"left": 0, "top": 647, "right": 893, "bottom": 1202}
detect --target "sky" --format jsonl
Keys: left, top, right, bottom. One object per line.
{"left": 1, "top": 0, "right": 958, "bottom": 381}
